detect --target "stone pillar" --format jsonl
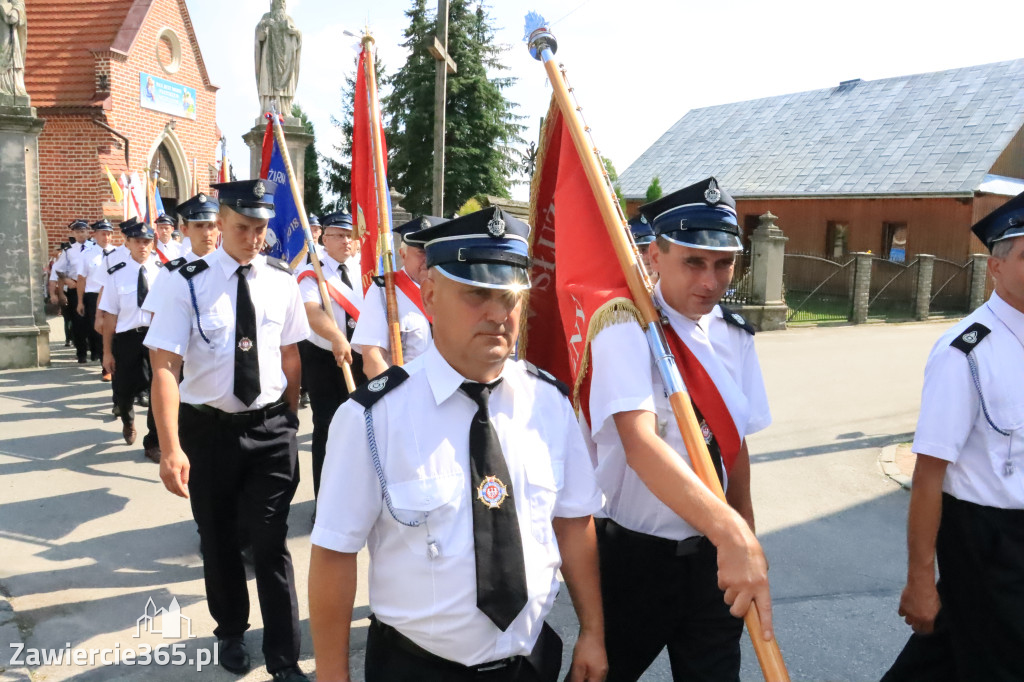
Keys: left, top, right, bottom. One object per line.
{"left": 744, "top": 211, "right": 790, "bottom": 331}
{"left": 851, "top": 252, "right": 874, "bottom": 324}
{"left": 242, "top": 117, "right": 314, "bottom": 194}
{"left": 0, "top": 103, "right": 49, "bottom": 368}
{"left": 968, "top": 253, "right": 990, "bottom": 311}
{"left": 915, "top": 254, "right": 935, "bottom": 321}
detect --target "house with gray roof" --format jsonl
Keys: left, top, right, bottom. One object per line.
{"left": 619, "top": 59, "right": 1024, "bottom": 261}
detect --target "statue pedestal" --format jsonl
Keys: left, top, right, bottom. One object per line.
{"left": 0, "top": 104, "right": 50, "bottom": 368}
{"left": 243, "top": 117, "right": 314, "bottom": 196}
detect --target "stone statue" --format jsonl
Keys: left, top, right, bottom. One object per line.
{"left": 255, "top": 0, "right": 301, "bottom": 115}
{"left": 0, "top": 0, "right": 27, "bottom": 99}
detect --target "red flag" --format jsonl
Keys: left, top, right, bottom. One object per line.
{"left": 351, "top": 44, "right": 390, "bottom": 293}
{"left": 524, "top": 97, "right": 637, "bottom": 425}
{"left": 258, "top": 120, "right": 274, "bottom": 179}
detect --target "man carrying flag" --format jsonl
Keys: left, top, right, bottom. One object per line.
{"left": 586, "top": 179, "right": 772, "bottom": 681}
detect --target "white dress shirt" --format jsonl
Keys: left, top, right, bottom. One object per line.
{"left": 49, "top": 248, "right": 72, "bottom": 283}
{"left": 587, "top": 283, "right": 771, "bottom": 541}
{"left": 913, "top": 291, "right": 1024, "bottom": 509}
{"left": 144, "top": 248, "right": 310, "bottom": 412}
{"left": 141, "top": 251, "right": 201, "bottom": 315}
{"left": 311, "top": 345, "right": 603, "bottom": 666}
{"left": 155, "top": 238, "right": 185, "bottom": 263}
{"left": 296, "top": 255, "right": 363, "bottom": 351}
{"left": 351, "top": 268, "right": 432, "bottom": 362}
{"left": 82, "top": 245, "right": 122, "bottom": 294}
{"left": 65, "top": 240, "right": 98, "bottom": 280}
{"left": 97, "top": 257, "right": 161, "bottom": 333}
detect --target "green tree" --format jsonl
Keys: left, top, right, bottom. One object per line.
{"left": 291, "top": 103, "right": 324, "bottom": 216}
{"left": 603, "top": 156, "right": 626, "bottom": 214}
{"left": 645, "top": 176, "right": 663, "bottom": 203}
{"left": 386, "top": 0, "right": 525, "bottom": 216}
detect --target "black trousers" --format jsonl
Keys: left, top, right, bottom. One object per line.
{"left": 298, "top": 340, "right": 364, "bottom": 499}
{"left": 364, "top": 616, "right": 558, "bottom": 682}
{"left": 60, "top": 296, "right": 73, "bottom": 342}
{"left": 111, "top": 328, "right": 157, "bottom": 449}
{"left": 180, "top": 403, "right": 302, "bottom": 674}
{"left": 66, "top": 289, "right": 89, "bottom": 360}
{"left": 882, "top": 494, "right": 1024, "bottom": 682}
{"left": 82, "top": 292, "right": 102, "bottom": 361}
{"left": 596, "top": 519, "right": 743, "bottom": 682}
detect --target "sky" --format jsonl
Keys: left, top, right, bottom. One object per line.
{"left": 185, "top": 0, "right": 1024, "bottom": 204}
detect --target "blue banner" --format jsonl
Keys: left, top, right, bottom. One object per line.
{"left": 263, "top": 141, "right": 306, "bottom": 265}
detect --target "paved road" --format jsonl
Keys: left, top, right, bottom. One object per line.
{"left": 0, "top": 318, "right": 952, "bottom": 681}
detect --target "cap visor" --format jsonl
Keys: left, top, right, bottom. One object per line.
{"left": 661, "top": 230, "right": 743, "bottom": 252}
{"left": 232, "top": 207, "right": 275, "bottom": 220}
{"left": 991, "top": 226, "right": 1024, "bottom": 248}
{"left": 435, "top": 263, "right": 531, "bottom": 291}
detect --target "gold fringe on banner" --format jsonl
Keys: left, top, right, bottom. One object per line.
{"left": 570, "top": 296, "right": 643, "bottom": 412}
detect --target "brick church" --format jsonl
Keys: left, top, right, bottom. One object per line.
{"left": 25, "top": 0, "right": 220, "bottom": 252}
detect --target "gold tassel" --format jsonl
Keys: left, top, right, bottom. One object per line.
{"left": 570, "top": 297, "right": 643, "bottom": 410}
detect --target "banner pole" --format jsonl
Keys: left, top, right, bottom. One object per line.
{"left": 269, "top": 105, "right": 356, "bottom": 393}
{"left": 526, "top": 17, "right": 789, "bottom": 681}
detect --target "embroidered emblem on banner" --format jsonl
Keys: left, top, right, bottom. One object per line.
{"left": 368, "top": 376, "right": 388, "bottom": 393}
{"left": 237, "top": 337, "right": 253, "bottom": 352}
{"left": 477, "top": 476, "right": 509, "bottom": 509}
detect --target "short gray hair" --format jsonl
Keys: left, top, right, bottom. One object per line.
{"left": 991, "top": 237, "right": 1018, "bottom": 260}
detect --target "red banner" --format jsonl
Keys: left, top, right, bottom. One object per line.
{"left": 524, "top": 97, "right": 634, "bottom": 424}
{"left": 351, "top": 45, "right": 389, "bottom": 293}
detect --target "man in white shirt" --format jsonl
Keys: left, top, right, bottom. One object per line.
{"left": 99, "top": 218, "right": 161, "bottom": 459}
{"left": 309, "top": 207, "right": 608, "bottom": 682}
{"left": 351, "top": 216, "right": 443, "bottom": 378}
{"left": 77, "top": 219, "right": 117, "bottom": 378}
{"left": 588, "top": 178, "right": 773, "bottom": 681}
{"left": 153, "top": 213, "right": 184, "bottom": 264}
{"left": 63, "top": 220, "right": 98, "bottom": 362}
{"left": 884, "top": 192, "right": 1024, "bottom": 680}
{"left": 145, "top": 180, "right": 311, "bottom": 682}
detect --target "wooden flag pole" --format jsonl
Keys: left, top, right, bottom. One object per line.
{"left": 526, "top": 16, "right": 789, "bottom": 681}
{"left": 269, "top": 105, "right": 356, "bottom": 393}
{"left": 361, "top": 33, "right": 403, "bottom": 366}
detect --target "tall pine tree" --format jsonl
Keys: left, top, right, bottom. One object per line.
{"left": 292, "top": 103, "right": 324, "bottom": 216}
{"left": 386, "top": 0, "right": 524, "bottom": 216}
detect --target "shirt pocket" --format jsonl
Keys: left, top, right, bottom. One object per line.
{"left": 399, "top": 315, "right": 428, "bottom": 356}
{"left": 192, "top": 312, "right": 231, "bottom": 351}
{"left": 522, "top": 453, "right": 561, "bottom": 545}
{"left": 116, "top": 284, "right": 137, "bottom": 314}
{"left": 386, "top": 473, "right": 468, "bottom": 556}
{"left": 260, "top": 305, "right": 285, "bottom": 349}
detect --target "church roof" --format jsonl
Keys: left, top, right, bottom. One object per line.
{"left": 619, "top": 59, "right": 1024, "bottom": 200}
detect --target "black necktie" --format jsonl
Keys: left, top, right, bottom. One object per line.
{"left": 136, "top": 266, "right": 149, "bottom": 308}
{"left": 234, "top": 265, "right": 261, "bottom": 406}
{"left": 339, "top": 262, "right": 352, "bottom": 289}
{"left": 339, "top": 263, "right": 354, "bottom": 340}
{"left": 460, "top": 380, "right": 528, "bottom": 632}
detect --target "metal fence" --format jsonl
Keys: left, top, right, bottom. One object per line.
{"left": 783, "top": 253, "right": 854, "bottom": 323}
{"left": 721, "top": 252, "right": 752, "bottom": 306}
{"left": 868, "top": 257, "right": 918, "bottom": 320}
{"left": 930, "top": 258, "right": 973, "bottom": 316}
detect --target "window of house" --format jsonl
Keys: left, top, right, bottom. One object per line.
{"left": 825, "top": 221, "right": 848, "bottom": 259}
{"left": 883, "top": 222, "right": 907, "bottom": 263}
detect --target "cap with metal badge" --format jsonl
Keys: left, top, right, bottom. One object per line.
{"left": 69, "top": 219, "right": 90, "bottom": 231}
{"left": 628, "top": 214, "right": 655, "bottom": 247}
{"left": 321, "top": 211, "right": 354, "bottom": 229}
{"left": 176, "top": 192, "right": 220, "bottom": 223}
{"left": 120, "top": 217, "right": 155, "bottom": 240}
{"left": 638, "top": 176, "right": 742, "bottom": 252}
{"left": 395, "top": 215, "right": 448, "bottom": 247}
{"left": 212, "top": 179, "right": 277, "bottom": 220}
{"left": 971, "top": 191, "right": 1024, "bottom": 252}
{"left": 406, "top": 207, "right": 531, "bottom": 290}
{"left": 91, "top": 219, "right": 113, "bottom": 232}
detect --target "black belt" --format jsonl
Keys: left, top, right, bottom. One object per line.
{"left": 370, "top": 616, "right": 522, "bottom": 674}
{"left": 114, "top": 326, "right": 150, "bottom": 338}
{"left": 183, "top": 399, "right": 288, "bottom": 427}
{"left": 598, "top": 517, "right": 711, "bottom": 557}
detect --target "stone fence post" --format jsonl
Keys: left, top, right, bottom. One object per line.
{"left": 745, "top": 211, "right": 789, "bottom": 330}
{"left": 969, "top": 253, "right": 990, "bottom": 311}
{"left": 851, "top": 252, "right": 873, "bottom": 324}
{"left": 915, "top": 255, "right": 935, "bottom": 321}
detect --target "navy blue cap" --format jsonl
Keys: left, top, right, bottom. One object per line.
{"left": 155, "top": 214, "right": 175, "bottom": 226}
{"left": 629, "top": 215, "right": 655, "bottom": 246}
{"left": 308, "top": 213, "right": 321, "bottom": 227}
{"left": 407, "top": 207, "right": 531, "bottom": 290}
{"left": 639, "top": 177, "right": 742, "bottom": 252}
{"left": 120, "top": 218, "right": 154, "bottom": 240}
{"left": 176, "top": 192, "right": 220, "bottom": 223}
{"left": 395, "top": 215, "right": 447, "bottom": 247}
{"left": 321, "top": 211, "right": 354, "bottom": 229}
{"left": 69, "top": 219, "right": 90, "bottom": 231}
{"left": 91, "top": 219, "right": 113, "bottom": 232}
{"left": 213, "top": 179, "right": 277, "bottom": 220}
{"left": 972, "top": 192, "right": 1024, "bottom": 252}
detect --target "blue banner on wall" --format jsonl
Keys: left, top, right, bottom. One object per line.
{"left": 139, "top": 72, "right": 197, "bottom": 120}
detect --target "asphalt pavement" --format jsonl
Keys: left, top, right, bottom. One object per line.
{"left": 0, "top": 316, "right": 952, "bottom": 681}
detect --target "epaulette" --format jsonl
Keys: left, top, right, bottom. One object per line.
{"left": 107, "top": 261, "right": 126, "bottom": 275}
{"left": 950, "top": 322, "right": 991, "bottom": 354}
{"left": 372, "top": 275, "right": 386, "bottom": 288}
{"left": 164, "top": 257, "right": 188, "bottom": 272}
{"left": 524, "top": 361, "right": 570, "bottom": 397}
{"left": 179, "top": 260, "right": 209, "bottom": 280}
{"left": 719, "top": 305, "right": 755, "bottom": 336}
{"left": 59, "top": 242, "right": 71, "bottom": 252}
{"left": 266, "top": 256, "right": 293, "bottom": 274}
{"left": 349, "top": 366, "right": 411, "bottom": 409}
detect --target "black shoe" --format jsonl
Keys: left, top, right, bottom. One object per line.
{"left": 218, "top": 637, "right": 250, "bottom": 675}
{"left": 77, "top": 356, "right": 87, "bottom": 364}
{"left": 299, "top": 391, "right": 310, "bottom": 408}
{"left": 64, "top": 340, "right": 72, "bottom": 348}
{"left": 271, "top": 666, "right": 310, "bottom": 682}
{"left": 112, "top": 404, "right": 121, "bottom": 419}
